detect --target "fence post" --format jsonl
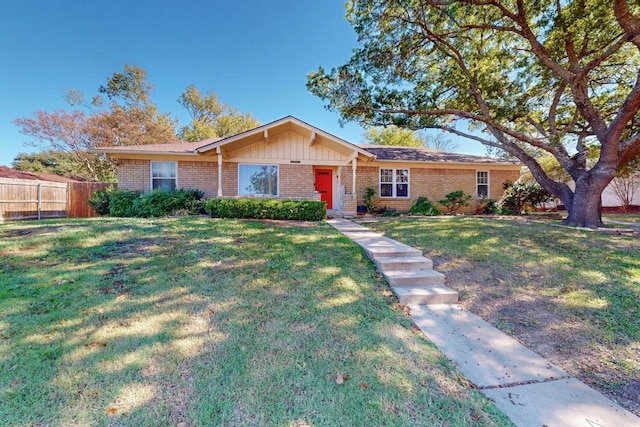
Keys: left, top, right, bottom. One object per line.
{"left": 37, "top": 182, "right": 42, "bottom": 220}
{"left": 67, "top": 183, "right": 70, "bottom": 218}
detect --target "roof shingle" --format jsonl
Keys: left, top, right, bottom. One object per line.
{"left": 358, "top": 145, "right": 520, "bottom": 165}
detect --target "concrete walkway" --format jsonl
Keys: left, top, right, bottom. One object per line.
{"left": 328, "top": 218, "right": 640, "bottom": 427}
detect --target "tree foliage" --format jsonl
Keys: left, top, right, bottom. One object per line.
{"left": 14, "top": 65, "right": 178, "bottom": 181}
{"left": 307, "top": 0, "right": 640, "bottom": 228}
{"left": 362, "top": 126, "right": 459, "bottom": 151}
{"left": 178, "top": 85, "right": 260, "bottom": 141}
{"left": 11, "top": 150, "right": 106, "bottom": 181}
{"left": 13, "top": 110, "right": 117, "bottom": 181}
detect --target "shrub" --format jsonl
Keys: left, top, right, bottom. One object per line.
{"left": 381, "top": 208, "right": 400, "bottom": 217}
{"left": 475, "top": 197, "right": 501, "bottom": 215}
{"left": 108, "top": 190, "right": 141, "bottom": 217}
{"left": 205, "top": 198, "right": 326, "bottom": 221}
{"left": 363, "top": 186, "right": 378, "bottom": 214}
{"left": 500, "top": 180, "right": 553, "bottom": 214}
{"left": 93, "top": 188, "right": 206, "bottom": 217}
{"left": 482, "top": 199, "right": 502, "bottom": 214}
{"left": 439, "top": 190, "right": 473, "bottom": 214}
{"left": 408, "top": 197, "right": 441, "bottom": 216}
{"left": 88, "top": 186, "right": 115, "bottom": 215}
{"left": 135, "top": 189, "right": 205, "bottom": 217}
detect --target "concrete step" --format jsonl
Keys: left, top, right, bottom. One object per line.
{"left": 382, "top": 269, "right": 445, "bottom": 287}
{"left": 363, "top": 239, "right": 423, "bottom": 259}
{"left": 375, "top": 256, "right": 433, "bottom": 271}
{"left": 392, "top": 285, "right": 459, "bottom": 305}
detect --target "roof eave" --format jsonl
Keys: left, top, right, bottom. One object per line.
{"left": 90, "top": 148, "right": 204, "bottom": 157}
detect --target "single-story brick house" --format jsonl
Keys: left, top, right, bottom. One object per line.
{"left": 93, "top": 116, "right": 522, "bottom": 215}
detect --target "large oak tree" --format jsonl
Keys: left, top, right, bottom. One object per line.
{"left": 308, "top": 0, "right": 640, "bottom": 228}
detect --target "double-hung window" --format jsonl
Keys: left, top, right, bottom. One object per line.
{"left": 239, "top": 164, "right": 278, "bottom": 196}
{"left": 380, "top": 168, "right": 409, "bottom": 198}
{"left": 477, "top": 171, "right": 489, "bottom": 197}
{"left": 151, "top": 161, "right": 177, "bottom": 191}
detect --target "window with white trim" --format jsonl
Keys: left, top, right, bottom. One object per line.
{"left": 380, "top": 168, "right": 409, "bottom": 198}
{"left": 477, "top": 171, "right": 489, "bottom": 198}
{"left": 151, "top": 161, "right": 177, "bottom": 191}
{"left": 239, "top": 164, "right": 278, "bottom": 196}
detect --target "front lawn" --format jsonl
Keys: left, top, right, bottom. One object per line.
{"left": 361, "top": 216, "right": 640, "bottom": 415}
{"left": 603, "top": 213, "right": 640, "bottom": 224}
{"left": 0, "top": 217, "right": 511, "bottom": 426}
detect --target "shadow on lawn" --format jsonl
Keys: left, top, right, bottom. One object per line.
{"left": 1, "top": 218, "right": 508, "bottom": 426}
{"left": 367, "top": 216, "right": 640, "bottom": 415}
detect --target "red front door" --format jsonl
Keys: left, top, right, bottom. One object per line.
{"left": 315, "top": 169, "right": 333, "bottom": 209}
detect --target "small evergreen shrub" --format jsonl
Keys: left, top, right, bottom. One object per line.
{"left": 135, "top": 189, "right": 205, "bottom": 217}
{"left": 381, "top": 208, "right": 400, "bottom": 217}
{"left": 475, "top": 197, "right": 501, "bottom": 215}
{"left": 408, "top": 197, "right": 441, "bottom": 216}
{"left": 205, "top": 198, "right": 326, "bottom": 221}
{"left": 88, "top": 186, "right": 115, "bottom": 215}
{"left": 439, "top": 190, "right": 473, "bottom": 214}
{"left": 482, "top": 199, "right": 502, "bottom": 214}
{"left": 90, "top": 188, "right": 206, "bottom": 217}
{"left": 500, "top": 180, "right": 553, "bottom": 214}
{"left": 362, "top": 186, "right": 378, "bottom": 214}
{"left": 109, "top": 190, "right": 141, "bottom": 217}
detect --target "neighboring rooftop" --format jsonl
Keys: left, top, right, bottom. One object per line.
{"left": 358, "top": 144, "right": 520, "bottom": 165}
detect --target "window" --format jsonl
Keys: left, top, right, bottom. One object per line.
{"left": 380, "top": 168, "right": 409, "bottom": 198}
{"left": 151, "top": 161, "right": 177, "bottom": 191}
{"left": 239, "top": 164, "right": 278, "bottom": 196}
{"left": 477, "top": 171, "right": 489, "bottom": 197}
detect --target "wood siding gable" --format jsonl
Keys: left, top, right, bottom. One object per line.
{"left": 227, "top": 130, "right": 349, "bottom": 164}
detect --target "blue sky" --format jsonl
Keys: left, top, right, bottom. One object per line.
{"left": 0, "top": 0, "right": 485, "bottom": 167}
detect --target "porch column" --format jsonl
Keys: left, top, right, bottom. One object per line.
{"left": 216, "top": 147, "right": 223, "bottom": 197}
{"left": 351, "top": 157, "right": 357, "bottom": 194}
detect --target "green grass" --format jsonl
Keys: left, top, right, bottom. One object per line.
{"left": 603, "top": 213, "right": 640, "bottom": 224}
{"left": 0, "top": 217, "right": 511, "bottom": 426}
{"left": 361, "top": 216, "right": 640, "bottom": 415}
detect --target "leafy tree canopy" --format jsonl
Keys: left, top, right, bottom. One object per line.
{"left": 307, "top": 0, "right": 640, "bottom": 227}
{"left": 11, "top": 150, "right": 113, "bottom": 181}
{"left": 13, "top": 66, "right": 258, "bottom": 181}
{"left": 363, "top": 126, "right": 459, "bottom": 151}
{"left": 178, "top": 85, "right": 260, "bottom": 141}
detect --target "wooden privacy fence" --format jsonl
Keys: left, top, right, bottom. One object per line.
{"left": 0, "top": 178, "right": 112, "bottom": 221}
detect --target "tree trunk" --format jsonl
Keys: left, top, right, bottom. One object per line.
{"left": 562, "top": 175, "right": 609, "bottom": 228}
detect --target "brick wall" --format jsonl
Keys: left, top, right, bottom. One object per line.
{"left": 118, "top": 159, "right": 218, "bottom": 197}
{"left": 178, "top": 161, "right": 217, "bottom": 198}
{"left": 118, "top": 159, "right": 150, "bottom": 192}
{"left": 118, "top": 159, "right": 519, "bottom": 212}
{"left": 355, "top": 166, "right": 520, "bottom": 212}
{"left": 489, "top": 170, "right": 518, "bottom": 199}
{"left": 220, "top": 163, "right": 237, "bottom": 197}
{"left": 280, "top": 164, "right": 314, "bottom": 198}
{"left": 342, "top": 193, "right": 357, "bottom": 215}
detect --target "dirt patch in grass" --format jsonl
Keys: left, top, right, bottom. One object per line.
{"left": 0, "top": 224, "right": 89, "bottom": 238}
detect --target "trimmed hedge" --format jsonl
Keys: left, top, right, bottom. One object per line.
{"left": 205, "top": 198, "right": 326, "bottom": 221}
{"left": 88, "top": 188, "right": 205, "bottom": 217}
